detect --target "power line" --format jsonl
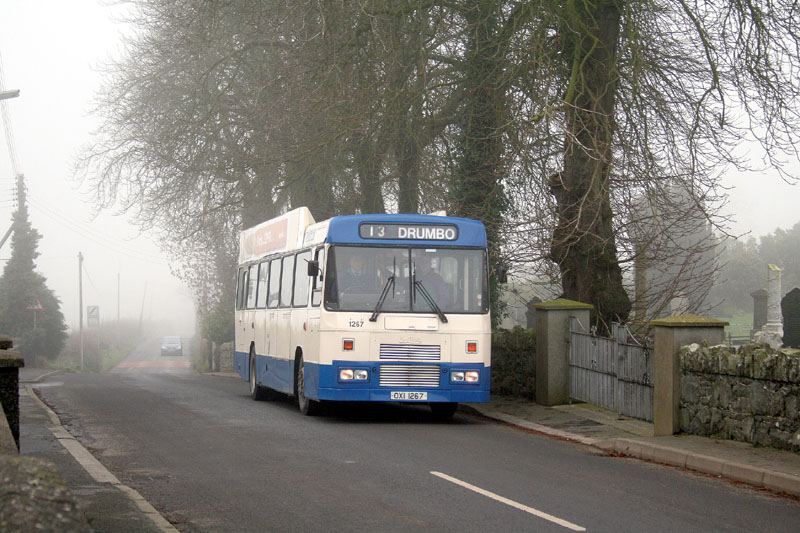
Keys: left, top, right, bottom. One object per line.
{"left": 1, "top": 49, "right": 172, "bottom": 272}
{"left": 0, "top": 49, "right": 21, "bottom": 176}
{"left": 81, "top": 260, "right": 101, "bottom": 295}
{"left": 27, "top": 197, "right": 168, "bottom": 264}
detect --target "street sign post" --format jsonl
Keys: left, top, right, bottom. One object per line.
{"left": 25, "top": 298, "right": 45, "bottom": 329}
{"left": 87, "top": 305, "right": 100, "bottom": 327}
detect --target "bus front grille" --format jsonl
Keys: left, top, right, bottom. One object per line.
{"left": 379, "top": 365, "right": 441, "bottom": 388}
{"left": 379, "top": 344, "right": 441, "bottom": 361}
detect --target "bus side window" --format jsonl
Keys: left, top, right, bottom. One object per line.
{"left": 246, "top": 264, "right": 259, "bottom": 309}
{"left": 279, "top": 255, "right": 295, "bottom": 308}
{"left": 236, "top": 267, "right": 248, "bottom": 310}
{"left": 323, "top": 247, "right": 338, "bottom": 310}
{"left": 268, "top": 258, "right": 281, "bottom": 308}
{"left": 256, "top": 260, "right": 269, "bottom": 309}
{"left": 293, "top": 250, "right": 311, "bottom": 307}
{"left": 311, "top": 248, "right": 324, "bottom": 307}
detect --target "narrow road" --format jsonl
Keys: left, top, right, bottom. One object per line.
{"left": 26, "top": 338, "right": 800, "bottom": 532}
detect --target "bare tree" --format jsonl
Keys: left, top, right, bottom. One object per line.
{"left": 80, "top": 0, "right": 800, "bottom": 334}
{"left": 498, "top": 0, "right": 800, "bottom": 329}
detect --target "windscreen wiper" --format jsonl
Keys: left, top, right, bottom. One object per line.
{"left": 414, "top": 280, "right": 448, "bottom": 323}
{"left": 369, "top": 275, "right": 395, "bottom": 322}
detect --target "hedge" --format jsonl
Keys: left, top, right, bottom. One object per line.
{"left": 491, "top": 326, "right": 536, "bottom": 399}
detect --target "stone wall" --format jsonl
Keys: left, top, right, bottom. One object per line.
{"left": 679, "top": 343, "right": 800, "bottom": 451}
{"left": 219, "top": 342, "right": 234, "bottom": 373}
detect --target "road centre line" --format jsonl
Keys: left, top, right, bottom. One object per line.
{"left": 430, "top": 471, "right": 586, "bottom": 531}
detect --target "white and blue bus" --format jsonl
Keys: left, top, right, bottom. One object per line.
{"left": 234, "top": 207, "right": 491, "bottom": 417}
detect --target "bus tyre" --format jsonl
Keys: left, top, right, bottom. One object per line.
{"left": 250, "top": 355, "right": 270, "bottom": 401}
{"left": 430, "top": 402, "right": 458, "bottom": 420}
{"left": 296, "top": 357, "right": 320, "bottom": 416}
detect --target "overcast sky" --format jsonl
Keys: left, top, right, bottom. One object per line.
{"left": 1, "top": 1, "right": 798, "bottom": 333}
{"left": 0, "top": 1, "right": 194, "bottom": 334}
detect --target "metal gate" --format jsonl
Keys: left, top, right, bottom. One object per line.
{"left": 569, "top": 318, "right": 653, "bottom": 422}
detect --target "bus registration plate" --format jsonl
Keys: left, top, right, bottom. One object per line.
{"left": 390, "top": 391, "right": 428, "bottom": 401}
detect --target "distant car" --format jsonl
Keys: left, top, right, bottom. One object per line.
{"left": 161, "top": 336, "right": 183, "bottom": 357}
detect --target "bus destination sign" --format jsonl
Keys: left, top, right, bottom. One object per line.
{"left": 359, "top": 223, "right": 458, "bottom": 241}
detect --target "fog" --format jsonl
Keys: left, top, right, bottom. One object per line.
{"left": 0, "top": 2, "right": 798, "bottom": 336}
{"left": 0, "top": 2, "right": 194, "bottom": 335}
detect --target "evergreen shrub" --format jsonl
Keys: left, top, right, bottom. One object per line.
{"left": 491, "top": 326, "right": 536, "bottom": 399}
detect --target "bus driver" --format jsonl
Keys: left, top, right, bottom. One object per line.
{"left": 339, "top": 252, "right": 374, "bottom": 294}
{"left": 415, "top": 254, "right": 450, "bottom": 308}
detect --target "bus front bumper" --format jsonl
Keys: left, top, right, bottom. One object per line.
{"left": 307, "top": 361, "right": 490, "bottom": 403}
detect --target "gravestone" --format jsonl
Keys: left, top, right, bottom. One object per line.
{"left": 782, "top": 287, "right": 800, "bottom": 348}
{"left": 754, "top": 264, "right": 783, "bottom": 349}
{"left": 751, "top": 288, "right": 768, "bottom": 332}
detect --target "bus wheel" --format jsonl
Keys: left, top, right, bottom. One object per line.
{"left": 296, "top": 357, "right": 320, "bottom": 416}
{"left": 249, "top": 353, "right": 270, "bottom": 401}
{"left": 430, "top": 402, "right": 458, "bottom": 420}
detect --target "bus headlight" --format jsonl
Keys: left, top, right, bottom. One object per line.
{"left": 451, "top": 370, "right": 480, "bottom": 384}
{"left": 339, "top": 368, "right": 369, "bottom": 381}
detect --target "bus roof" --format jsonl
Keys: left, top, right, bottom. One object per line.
{"left": 324, "top": 213, "right": 487, "bottom": 247}
{"left": 239, "top": 207, "right": 315, "bottom": 263}
{"left": 241, "top": 210, "right": 488, "bottom": 264}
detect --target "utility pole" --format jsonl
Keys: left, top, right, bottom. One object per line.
{"left": 78, "top": 252, "right": 84, "bottom": 370}
{"left": 117, "top": 272, "right": 120, "bottom": 325}
{"left": 138, "top": 281, "right": 147, "bottom": 334}
{"left": 0, "top": 225, "right": 12, "bottom": 252}
{"left": 0, "top": 89, "right": 20, "bottom": 101}
{"left": 0, "top": 89, "right": 20, "bottom": 252}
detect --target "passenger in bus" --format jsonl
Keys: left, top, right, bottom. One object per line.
{"left": 339, "top": 253, "right": 375, "bottom": 294}
{"left": 415, "top": 255, "right": 450, "bottom": 308}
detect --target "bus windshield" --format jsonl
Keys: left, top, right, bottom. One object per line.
{"left": 324, "top": 245, "right": 488, "bottom": 314}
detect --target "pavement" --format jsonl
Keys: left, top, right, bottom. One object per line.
{"left": 461, "top": 396, "right": 800, "bottom": 500}
{"left": 5, "top": 368, "right": 176, "bottom": 532}
{"left": 5, "top": 368, "right": 799, "bottom": 531}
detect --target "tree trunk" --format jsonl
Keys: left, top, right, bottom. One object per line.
{"left": 396, "top": 128, "right": 420, "bottom": 213}
{"left": 287, "top": 160, "right": 337, "bottom": 221}
{"left": 355, "top": 134, "right": 387, "bottom": 214}
{"left": 451, "top": 0, "right": 508, "bottom": 326}
{"left": 550, "top": 0, "right": 631, "bottom": 330}
{"left": 241, "top": 176, "right": 276, "bottom": 228}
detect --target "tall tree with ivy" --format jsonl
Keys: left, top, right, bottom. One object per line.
{"left": 451, "top": 0, "right": 513, "bottom": 327}
{"left": 0, "top": 175, "right": 67, "bottom": 364}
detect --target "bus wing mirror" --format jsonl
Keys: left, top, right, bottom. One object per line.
{"left": 307, "top": 260, "right": 320, "bottom": 277}
{"left": 496, "top": 266, "right": 508, "bottom": 284}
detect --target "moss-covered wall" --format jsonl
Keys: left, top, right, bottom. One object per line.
{"left": 679, "top": 343, "right": 800, "bottom": 451}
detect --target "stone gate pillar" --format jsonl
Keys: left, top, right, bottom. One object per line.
{"left": 533, "top": 299, "right": 593, "bottom": 406}
{"left": 0, "top": 335, "right": 25, "bottom": 452}
{"left": 650, "top": 315, "right": 727, "bottom": 436}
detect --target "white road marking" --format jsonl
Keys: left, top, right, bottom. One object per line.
{"left": 24, "top": 386, "right": 179, "bottom": 533}
{"left": 431, "top": 471, "right": 586, "bottom": 531}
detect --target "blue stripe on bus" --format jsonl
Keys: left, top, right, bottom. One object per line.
{"left": 326, "top": 214, "right": 487, "bottom": 247}
{"left": 234, "top": 351, "right": 296, "bottom": 395}
{"left": 237, "top": 351, "right": 489, "bottom": 404}
{"left": 234, "top": 350, "right": 249, "bottom": 380}
{"left": 317, "top": 361, "right": 489, "bottom": 403}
